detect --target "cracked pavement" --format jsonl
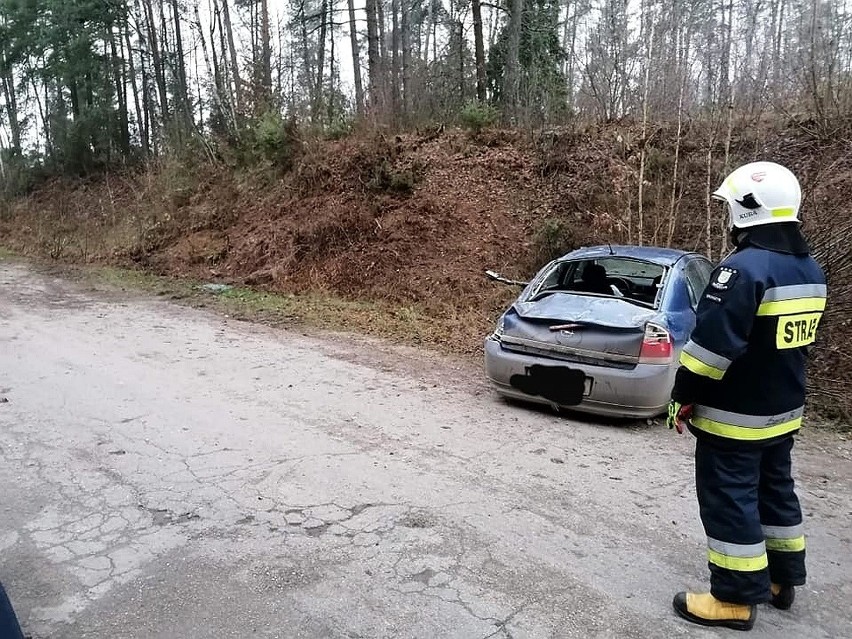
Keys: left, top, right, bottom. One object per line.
{"left": 1, "top": 261, "right": 851, "bottom": 638}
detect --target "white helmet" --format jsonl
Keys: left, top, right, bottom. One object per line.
{"left": 712, "top": 161, "right": 802, "bottom": 229}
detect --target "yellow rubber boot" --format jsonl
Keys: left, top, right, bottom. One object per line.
{"left": 673, "top": 592, "right": 756, "bottom": 631}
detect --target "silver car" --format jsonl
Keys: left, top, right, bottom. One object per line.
{"left": 484, "top": 245, "right": 713, "bottom": 418}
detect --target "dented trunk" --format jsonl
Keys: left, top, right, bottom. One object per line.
{"left": 502, "top": 294, "right": 659, "bottom": 368}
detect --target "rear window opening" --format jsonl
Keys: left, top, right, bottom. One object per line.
{"left": 527, "top": 257, "right": 667, "bottom": 308}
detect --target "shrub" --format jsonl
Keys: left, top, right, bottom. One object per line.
{"left": 367, "top": 160, "right": 418, "bottom": 194}
{"left": 526, "top": 217, "right": 586, "bottom": 271}
{"left": 459, "top": 101, "right": 500, "bottom": 136}
{"left": 324, "top": 118, "right": 353, "bottom": 141}
{"left": 251, "top": 111, "right": 299, "bottom": 167}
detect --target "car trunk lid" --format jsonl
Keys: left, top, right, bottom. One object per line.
{"left": 502, "top": 294, "right": 659, "bottom": 367}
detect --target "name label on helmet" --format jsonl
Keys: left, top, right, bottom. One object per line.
{"left": 776, "top": 312, "right": 822, "bottom": 349}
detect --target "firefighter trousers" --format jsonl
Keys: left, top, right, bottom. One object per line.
{"left": 695, "top": 435, "right": 807, "bottom": 605}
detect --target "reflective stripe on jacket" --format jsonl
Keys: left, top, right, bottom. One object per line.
{"left": 672, "top": 240, "right": 826, "bottom": 444}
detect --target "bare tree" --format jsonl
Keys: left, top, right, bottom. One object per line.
{"left": 401, "top": 0, "right": 411, "bottom": 116}
{"left": 220, "top": 0, "right": 243, "bottom": 112}
{"left": 123, "top": 17, "right": 147, "bottom": 155}
{"left": 260, "top": 0, "right": 273, "bottom": 102}
{"left": 392, "top": 0, "right": 401, "bottom": 118}
{"left": 314, "top": 0, "right": 329, "bottom": 120}
{"left": 140, "top": 0, "right": 169, "bottom": 127}
{"left": 637, "top": 14, "right": 654, "bottom": 246}
{"left": 504, "top": 0, "right": 524, "bottom": 119}
{"left": 471, "top": 0, "right": 487, "bottom": 101}
{"left": 108, "top": 19, "right": 131, "bottom": 155}
{"left": 348, "top": 0, "right": 365, "bottom": 115}
{"left": 366, "top": 0, "right": 382, "bottom": 112}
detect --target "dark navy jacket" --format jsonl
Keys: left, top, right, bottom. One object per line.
{"left": 672, "top": 224, "right": 826, "bottom": 444}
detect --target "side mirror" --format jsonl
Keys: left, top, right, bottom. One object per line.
{"left": 485, "top": 270, "right": 528, "bottom": 287}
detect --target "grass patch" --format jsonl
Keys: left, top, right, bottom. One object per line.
{"left": 87, "top": 265, "right": 195, "bottom": 294}
{"left": 212, "top": 287, "right": 458, "bottom": 349}
{"left": 27, "top": 260, "right": 484, "bottom": 358}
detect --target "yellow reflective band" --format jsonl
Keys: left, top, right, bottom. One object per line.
{"left": 757, "top": 297, "right": 826, "bottom": 316}
{"left": 679, "top": 350, "right": 725, "bottom": 380}
{"left": 771, "top": 207, "right": 796, "bottom": 218}
{"left": 708, "top": 549, "right": 769, "bottom": 572}
{"left": 765, "top": 536, "right": 806, "bottom": 552}
{"left": 691, "top": 416, "right": 803, "bottom": 441}
{"left": 776, "top": 312, "right": 822, "bottom": 349}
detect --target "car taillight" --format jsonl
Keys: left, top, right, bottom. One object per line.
{"left": 492, "top": 315, "right": 506, "bottom": 341}
{"left": 639, "top": 322, "right": 673, "bottom": 364}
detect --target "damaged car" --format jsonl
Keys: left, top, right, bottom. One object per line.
{"left": 484, "top": 245, "right": 713, "bottom": 418}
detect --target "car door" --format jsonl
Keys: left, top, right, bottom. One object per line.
{"left": 666, "top": 256, "right": 713, "bottom": 349}
{"left": 684, "top": 257, "right": 714, "bottom": 311}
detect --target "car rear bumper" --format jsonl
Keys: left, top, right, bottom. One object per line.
{"left": 484, "top": 336, "right": 675, "bottom": 418}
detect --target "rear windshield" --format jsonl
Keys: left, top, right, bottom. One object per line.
{"left": 527, "top": 257, "right": 667, "bottom": 308}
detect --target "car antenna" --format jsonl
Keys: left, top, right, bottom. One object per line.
{"left": 607, "top": 242, "right": 614, "bottom": 255}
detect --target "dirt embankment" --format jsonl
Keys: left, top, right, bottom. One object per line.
{"left": 1, "top": 124, "right": 850, "bottom": 416}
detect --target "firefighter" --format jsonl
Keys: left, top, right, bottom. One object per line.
{"left": 667, "top": 161, "right": 826, "bottom": 630}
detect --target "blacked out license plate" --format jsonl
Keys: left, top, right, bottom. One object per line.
{"left": 509, "top": 365, "right": 592, "bottom": 406}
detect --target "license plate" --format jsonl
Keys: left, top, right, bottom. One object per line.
{"left": 510, "top": 365, "right": 591, "bottom": 406}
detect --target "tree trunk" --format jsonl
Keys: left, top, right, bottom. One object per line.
{"left": 424, "top": 0, "right": 432, "bottom": 63}
{"left": 401, "top": 0, "right": 410, "bottom": 116}
{"left": 366, "top": 0, "right": 382, "bottom": 112}
{"left": 109, "top": 23, "right": 131, "bottom": 156}
{"left": 276, "top": 12, "right": 284, "bottom": 100}
{"left": 298, "top": 1, "right": 315, "bottom": 112}
{"left": 457, "top": 20, "right": 464, "bottom": 101}
{"left": 328, "top": 2, "right": 337, "bottom": 124}
{"left": 214, "top": 0, "right": 239, "bottom": 127}
{"left": 1, "top": 48, "right": 21, "bottom": 153}
{"left": 565, "top": 2, "right": 579, "bottom": 113}
{"left": 773, "top": 0, "right": 786, "bottom": 97}
{"left": 705, "top": 143, "right": 714, "bottom": 260}
{"left": 140, "top": 0, "right": 169, "bottom": 125}
{"left": 26, "top": 63, "right": 50, "bottom": 158}
{"left": 70, "top": 79, "right": 81, "bottom": 119}
{"left": 122, "top": 19, "right": 146, "bottom": 156}
{"left": 348, "top": 0, "right": 365, "bottom": 115}
{"left": 208, "top": 1, "right": 224, "bottom": 101}
{"left": 249, "top": 0, "right": 257, "bottom": 77}
{"left": 132, "top": 0, "right": 155, "bottom": 152}
{"left": 504, "top": 0, "right": 524, "bottom": 119}
{"left": 314, "top": 0, "right": 328, "bottom": 121}
{"left": 667, "top": 28, "right": 688, "bottom": 248}
{"left": 377, "top": 0, "right": 388, "bottom": 109}
{"left": 171, "top": 0, "right": 192, "bottom": 127}
{"left": 377, "top": 0, "right": 387, "bottom": 66}
{"left": 195, "top": 1, "right": 231, "bottom": 132}
{"left": 719, "top": 0, "right": 733, "bottom": 108}
{"left": 260, "top": 0, "right": 272, "bottom": 102}
{"left": 637, "top": 20, "right": 654, "bottom": 247}
{"left": 392, "top": 0, "right": 400, "bottom": 118}
{"left": 471, "top": 0, "right": 486, "bottom": 102}
{"left": 221, "top": 0, "right": 243, "bottom": 112}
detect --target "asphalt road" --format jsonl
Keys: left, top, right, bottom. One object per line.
{"left": 1, "top": 261, "right": 850, "bottom": 639}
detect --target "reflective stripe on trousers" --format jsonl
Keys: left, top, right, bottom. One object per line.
{"left": 707, "top": 537, "right": 769, "bottom": 572}
{"left": 762, "top": 523, "right": 806, "bottom": 552}
{"left": 691, "top": 405, "right": 804, "bottom": 441}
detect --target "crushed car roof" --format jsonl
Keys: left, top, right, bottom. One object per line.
{"left": 558, "top": 245, "right": 698, "bottom": 266}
